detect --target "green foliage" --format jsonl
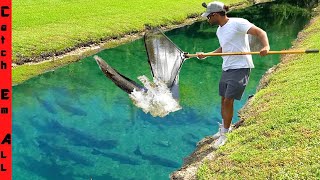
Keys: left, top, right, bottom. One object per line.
{"left": 228, "top": 2, "right": 311, "bottom": 29}
{"left": 276, "top": 0, "right": 319, "bottom": 9}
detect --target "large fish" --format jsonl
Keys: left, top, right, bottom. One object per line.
{"left": 35, "top": 95, "right": 57, "bottom": 114}
{"left": 93, "top": 56, "right": 179, "bottom": 99}
{"left": 36, "top": 138, "right": 93, "bottom": 166}
{"left": 18, "top": 156, "right": 77, "bottom": 180}
{"left": 94, "top": 56, "right": 145, "bottom": 94}
{"left": 30, "top": 118, "right": 118, "bottom": 150}
{"left": 55, "top": 100, "right": 87, "bottom": 116}
{"left": 91, "top": 148, "right": 141, "bottom": 165}
{"left": 133, "top": 146, "right": 180, "bottom": 168}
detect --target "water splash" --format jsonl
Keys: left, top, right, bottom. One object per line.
{"left": 129, "top": 75, "right": 182, "bottom": 117}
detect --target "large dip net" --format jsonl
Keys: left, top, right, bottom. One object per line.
{"left": 144, "top": 29, "right": 186, "bottom": 93}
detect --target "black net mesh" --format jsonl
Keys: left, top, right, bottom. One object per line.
{"left": 144, "top": 29, "right": 185, "bottom": 89}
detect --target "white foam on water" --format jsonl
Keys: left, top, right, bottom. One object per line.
{"left": 129, "top": 75, "right": 182, "bottom": 117}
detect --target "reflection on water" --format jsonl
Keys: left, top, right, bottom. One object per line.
{"left": 13, "top": 4, "right": 309, "bottom": 180}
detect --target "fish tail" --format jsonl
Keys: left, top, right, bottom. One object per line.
{"left": 91, "top": 148, "right": 101, "bottom": 155}
{"left": 133, "top": 145, "right": 142, "bottom": 156}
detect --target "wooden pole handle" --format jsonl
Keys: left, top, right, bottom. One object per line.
{"left": 185, "top": 49, "right": 319, "bottom": 58}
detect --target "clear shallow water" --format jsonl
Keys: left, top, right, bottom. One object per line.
{"left": 13, "top": 5, "right": 309, "bottom": 180}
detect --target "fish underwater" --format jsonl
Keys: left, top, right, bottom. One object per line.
{"left": 133, "top": 146, "right": 180, "bottom": 168}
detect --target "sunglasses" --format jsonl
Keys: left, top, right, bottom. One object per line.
{"left": 207, "top": 13, "right": 216, "bottom": 19}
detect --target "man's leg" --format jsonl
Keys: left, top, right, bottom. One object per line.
{"left": 214, "top": 69, "right": 250, "bottom": 148}
{"left": 221, "top": 96, "right": 234, "bottom": 129}
{"left": 212, "top": 96, "right": 234, "bottom": 148}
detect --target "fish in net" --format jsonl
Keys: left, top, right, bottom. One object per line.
{"left": 94, "top": 29, "right": 186, "bottom": 117}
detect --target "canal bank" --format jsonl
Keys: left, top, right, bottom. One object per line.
{"left": 171, "top": 5, "right": 320, "bottom": 180}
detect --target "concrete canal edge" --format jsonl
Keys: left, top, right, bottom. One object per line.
{"left": 169, "top": 5, "right": 320, "bottom": 180}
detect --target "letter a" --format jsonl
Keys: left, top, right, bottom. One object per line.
{"left": 1, "top": 134, "right": 11, "bottom": 145}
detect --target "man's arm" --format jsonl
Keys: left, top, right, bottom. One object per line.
{"left": 197, "top": 47, "right": 222, "bottom": 59}
{"left": 247, "top": 25, "right": 270, "bottom": 56}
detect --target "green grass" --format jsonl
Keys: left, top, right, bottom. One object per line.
{"left": 197, "top": 12, "right": 320, "bottom": 179}
{"left": 12, "top": 0, "right": 246, "bottom": 62}
{"left": 12, "top": 0, "right": 247, "bottom": 84}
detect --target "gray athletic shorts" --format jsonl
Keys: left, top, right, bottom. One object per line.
{"left": 219, "top": 68, "right": 251, "bottom": 100}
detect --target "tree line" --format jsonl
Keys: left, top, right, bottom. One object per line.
{"left": 277, "top": 0, "right": 319, "bottom": 9}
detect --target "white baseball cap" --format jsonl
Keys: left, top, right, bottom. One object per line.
{"left": 201, "top": 1, "right": 226, "bottom": 17}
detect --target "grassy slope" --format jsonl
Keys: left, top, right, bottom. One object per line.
{"left": 12, "top": 0, "right": 244, "bottom": 61}
{"left": 197, "top": 12, "right": 320, "bottom": 179}
{"left": 12, "top": 0, "right": 246, "bottom": 85}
